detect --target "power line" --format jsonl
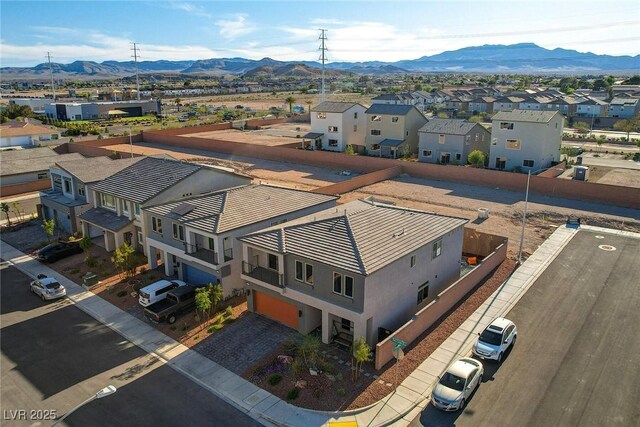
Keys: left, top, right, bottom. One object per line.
{"left": 131, "top": 42, "right": 141, "bottom": 100}
{"left": 318, "top": 29, "right": 328, "bottom": 102}
{"left": 46, "top": 52, "right": 56, "bottom": 101}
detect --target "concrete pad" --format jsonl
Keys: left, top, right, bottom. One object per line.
{"left": 218, "top": 376, "right": 257, "bottom": 403}
{"left": 428, "top": 348, "right": 456, "bottom": 365}
{"left": 367, "top": 402, "right": 402, "bottom": 427}
{"left": 401, "top": 374, "right": 432, "bottom": 395}
{"left": 417, "top": 357, "right": 448, "bottom": 376}
{"left": 439, "top": 337, "right": 469, "bottom": 355}
{"left": 249, "top": 393, "right": 280, "bottom": 415}
{"left": 394, "top": 385, "right": 423, "bottom": 404}
{"left": 354, "top": 402, "right": 388, "bottom": 426}
{"left": 243, "top": 388, "right": 272, "bottom": 409}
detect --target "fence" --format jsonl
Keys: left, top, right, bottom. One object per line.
{"left": 374, "top": 232, "right": 508, "bottom": 370}
{"left": 312, "top": 166, "right": 404, "bottom": 195}
{"left": 0, "top": 180, "right": 51, "bottom": 197}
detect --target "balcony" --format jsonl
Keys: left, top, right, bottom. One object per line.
{"left": 242, "top": 261, "right": 283, "bottom": 288}
{"left": 223, "top": 247, "right": 233, "bottom": 262}
{"left": 184, "top": 243, "right": 218, "bottom": 265}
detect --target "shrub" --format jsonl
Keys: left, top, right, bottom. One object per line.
{"left": 312, "top": 388, "right": 323, "bottom": 399}
{"left": 321, "top": 360, "right": 338, "bottom": 375}
{"left": 337, "top": 388, "right": 346, "bottom": 397}
{"left": 224, "top": 306, "right": 233, "bottom": 317}
{"left": 291, "top": 358, "right": 305, "bottom": 375}
{"left": 69, "top": 268, "right": 80, "bottom": 275}
{"left": 286, "top": 388, "right": 300, "bottom": 400}
{"left": 116, "top": 290, "right": 127, "bottom": 297}
{"left": 207, "top": 324, "right": 223, "bottom": 333}
{"left": 268, "top": 374, "right": 282, "bottom": 386}
{"left": 85, "top": 255, "right": 98, "bottom": 268}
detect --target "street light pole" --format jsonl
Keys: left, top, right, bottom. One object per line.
{"left": 52, "top": 385, "right": 116, "bottom": 426}
{"left": 129, "top": 127, "right": 134, "bottom": 159}
{"left": 517, "top": 170, "right": 531, "bottom": 265}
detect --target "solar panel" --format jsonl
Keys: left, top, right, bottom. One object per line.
{"left": 170, "top": 203, "right": 196, "bottom": 216}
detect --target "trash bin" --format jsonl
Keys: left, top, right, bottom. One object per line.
{"left": 477, "top": 208, "right": 489, "bottom": 219}
{"left": 82, "top": 272, "right": 98, "bottom": 288}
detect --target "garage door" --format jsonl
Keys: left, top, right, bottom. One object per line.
{"left": 183, "top": 264, "right": 218, "bottom": 286}
{"left": 254, "top": 291, "right": 298, "bottom": 329}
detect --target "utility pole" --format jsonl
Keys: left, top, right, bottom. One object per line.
{"left": 318, "top": 29, "right": 328, "bottom": 103}
{"left": 131, "top": 42, "right": 141, "bottom": 100}
{"left": 46, "top": 52, "right": 57, "bottom": 101}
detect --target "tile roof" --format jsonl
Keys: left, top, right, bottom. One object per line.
{"left": 492, "top": 109, "right": 561, "bottom": 123}
{"left": 1, "top": 152, "right": 85, "bottom": 176}
{"left": 419, "top": 118, "right": 480, "bottom": 136}
{"left": 365, "top": 104, "right": 416, "bottom": 116}
{"left": 0, "top": 121, "right": 59, "bottom": 138}
{"left": 91, "top": 157, "right": 203, "bottom": 204}
{"left": 0, "top": 146, "right": 60, "bottom": 161}
{"left": 311, "top": 101, "right": 363, "bottom": 113}
{"left": 144, "top": 184, "right": 338, "bottom": 234}
{"left": 79, "top": 207, "right": 133, "bottom": 231}
{"left": 55, "top": 156, "right": 142, "bottom": 184}
{"left": 240, "top": 200, "right": 468, "bottom": 275}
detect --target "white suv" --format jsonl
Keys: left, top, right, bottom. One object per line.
{"left": 473, "top": 317, "right": 517, "bottom": 362}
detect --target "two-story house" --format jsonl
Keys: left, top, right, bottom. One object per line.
{"left": 371, "top": 93, "right": 418, "bottom": 105}
{"left": 79, "top": 156, "right": 251, "bottom": 256}
{"left": 492, "top": 96, "right": 524, "bottom": 112}
{"left": 575, "top": 97, "right": 608, "bottom": 117}
{"left": 490, "top": 110, "right": 564, "bottom": 172}
{"left": 468, "top": 96, "right": 495, "bottom": 115}
{"left": 239, "top": 199, "right": 468, "bottom": 347}
{"left": 304, "top": 102, "right": 367, "bottom": 151}
{"left": 142, "top": 184, "right": 338, "bottom": 295}
{"left": 608, "top": 97, "right": 640, "bottom": 118}
{"left": 364, "top": 104, "right": 428, "bottom": 158}
{"left": 40, "top": 156, "right": 141, "bottom": 235}
{"left": 418, "top": 119, "right": 491, "bottom": 164}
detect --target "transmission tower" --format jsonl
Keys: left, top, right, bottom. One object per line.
{"left": 131, "top": 42, "right": 141, "bottom": 100}
{"left": 46, "top": 52, "right": 57, "bottom": 101}
{"left": 318, "top": 29, "right": 328, "bottom": 103}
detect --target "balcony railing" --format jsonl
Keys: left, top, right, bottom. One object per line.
{"left": 223, "top": 247, "right": 233, "bottom": 262}
{"left": 184, "top": 243, "right": 218, "bottom": 265}
{"left": 242, "top": 261, "right": 283, "bottom": 288}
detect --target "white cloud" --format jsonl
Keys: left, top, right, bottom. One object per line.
{"left": 216, "top": 14, "right": 255, "bottom": 40}
{"left": 166, "top": 2, "right": 212, "bottom": 19}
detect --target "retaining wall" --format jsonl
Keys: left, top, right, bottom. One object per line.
{"left": 0, "top": 180, "right": 50, "bottom": 197}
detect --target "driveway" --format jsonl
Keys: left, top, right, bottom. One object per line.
{"left": 193, "top": 311, "right": 298, "bottom": 375}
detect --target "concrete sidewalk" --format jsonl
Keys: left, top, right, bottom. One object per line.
{"left": 0, "top": 225, "right": 580, "bottom": 427}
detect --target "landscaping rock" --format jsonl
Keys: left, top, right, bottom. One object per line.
{"left": 295, "top": 380, "right": 307, "bottom": 389}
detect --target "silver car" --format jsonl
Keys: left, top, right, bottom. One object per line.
{"left": 431, "top": 358, "right": 483, "bottom": 411}
{"left": 473, "top": 317, "right": 517, "bottom": 362}
{"left": 30, "top": 277, "right": 66, "bottom": 301}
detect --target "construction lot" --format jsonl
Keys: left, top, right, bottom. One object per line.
{"left": 180, "top": 123, "right": 310, "bottom": 146}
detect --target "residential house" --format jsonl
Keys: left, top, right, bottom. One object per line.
{"left": 0, "top": 147, "right": 83, "bottom": 186}
{"left": 492, "top": 96, "right": 524, "bottom": 112}
{"left": 304, "top": 101, "right": 367, "bottom": 151}
{"left": 468, "top": 97, "right": 495, "bottom": 115}
{"left": 490, "top": 110, "right": 563, "bottom": 172}
{"left": 40, "top": 156, "right": 141, "bottom": 235}
{"left": 0, "top": 120, "right": 60, "bottom": 148}
{"left": 608, "top": 97, "right": 640, "bottom": 118}
{"left": 575, "top": 97, "right": 608, "bottom": 117}
{"left": 412, "top": 91, "right": 450, "bottom": 111}
{"left": 371, "top": 93, "right": 418, "bottom": 105}
{"left": 364, "top": 104, "right": 428, "bottom": 158}
{"left": 418, "top": 119, "right": 491, "bottom": 164}
{"left": 143, "top": 185, "right": 338, "bottom": 296}
{"left": 518, "top": 95, "right": 553, "bottom": 111}
{"left": 443, "top": 96, "right": 469, "bottom": 114}
{"left": 79, "top": 157, "right": 251, "bottom": 256}
{"left": 239, "top": 199, "right": 468, "bottom": 347}
{"left": 44, "top": 99, "right": 161, "bottom": 121}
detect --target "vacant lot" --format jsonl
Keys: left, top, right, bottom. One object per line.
{"left": 180, "top": 123, "right": 310, "bottom": 146}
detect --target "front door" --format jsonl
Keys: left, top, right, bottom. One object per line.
{"left": 440, "top": 153, "right": 451, "bottom": 164}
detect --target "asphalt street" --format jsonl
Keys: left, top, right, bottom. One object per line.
{"left": 411, "top": 230, "right": 640, "bottom": 427}
{"left": 0, "top": 263, "right": 261, "bottom": 427}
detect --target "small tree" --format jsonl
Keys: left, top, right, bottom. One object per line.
{"left": 352, "top": 337, "right": 373, "bottom": 381}
{"left": 195, "top": 287, "right": 212, "bottom": 330}
{"left": 467, "top": 150, "right": 486, "bottom": 167}
{"left": 299, "top": 334, "right": 321, "bottom": 370}
{"left": 344, "top": 144, "right": 355, "bottom": 155}
{"left": 1, "top": 202, "right": 11, "bottom": 225}
{"left": 111, "top": 242, "right": 136, "bottom": 279}
{"left": 305, "top": 99, "right": 313, "bottom": 113}
{"left": 80, "top": 235, "right": 93, "bottom": 259}
{"left": 613, "top": 118, "right": 640, "bottom": 142}
{"left": 573, "top": 121, "right": 590, "bottom": 134}
{"left": 11, "top": 201, "right": 24, "bottom": 223}
{"left": 285, "top": 96, "right": 296, "bottom": 113}
{"left": 208, "top": 283, "right": 223, "bottom": 314}
{"left": 42, "top": 219, "right": 56, "bottom": 242}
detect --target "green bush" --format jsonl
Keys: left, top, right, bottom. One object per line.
{"left": 207, "top": 324, "right": 223, "bottom": 333}
{"left": 224, "top": 306, "right": 233, "bottom": 317}
{"left": 286, "top": 388, "right": 300, "bottom": 400}
{"left": 337, "top": 388, "right": 346, "bottom": 397}
{"left": 116, "top": 290, "right": 127, "bottom": 297}
{"left": 268, "top": 374, "right": 282, "bottom": 386}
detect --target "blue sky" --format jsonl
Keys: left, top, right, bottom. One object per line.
{"left": 1, "top": 1, "right": 639, "bottom": 67}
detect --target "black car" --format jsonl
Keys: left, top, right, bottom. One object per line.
{"left": 37, "top": 242, "right": 83, "bottom": 262}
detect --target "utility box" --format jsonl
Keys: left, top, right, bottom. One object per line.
{"left": 576, "top": 156, "right": 583, "bottom": 165}
{"left": 573, "top": 166, "right": 589, "bottom": 181}
{"left": 82, "top": 272, "right": 99, "bottom": 288}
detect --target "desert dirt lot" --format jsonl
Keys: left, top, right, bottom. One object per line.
{"left": 180, "top": 123, "right": 310, "bottom": 146}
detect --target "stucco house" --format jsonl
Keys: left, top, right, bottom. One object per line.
{"left": 142, "top": 184, "right": 338, "bottom": 296}
{"left": 371, "top": 93, "right": 418, "bottom": 105}
{"left": 0, "top": 147, "right": 83, "bottom": 187}
{"left": 492, "top": 96, "right": 524, "bottom": 112}
{"left": 364, "top": 104, "right": 428, "bottom": 158}
{"left": 0, "top": 120, "right": 60, "bottom": 148}
{"left": 575, "top": 97, "right": 608, "bottom": 117}
{"left": 490, "top": 110, "right": 564, "bottom": 172}
{"left": 418, "top": 118, "right": 491, "bottom": 164}
{"left": 608, "top": 97, "right": 639, "bottom": 118}
{"left": 304, "top": 102, "right": 367, "bottom": 151}
{"left": 40, "top": 156, "right": 141, "bottom": 235}
{"left": 239, "top": 199, "right": 468, "bottom": 347}
{"left": 79, "top": 156, "right": 251, "bottom": 256}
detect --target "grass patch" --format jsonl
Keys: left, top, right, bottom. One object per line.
{"left": 286, "top": 388, "right": 300, "bottom": 401}
{"left": 268, "top": 374, "right": 282, "bottom": 386}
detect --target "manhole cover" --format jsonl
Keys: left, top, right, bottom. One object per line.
{"left": 598, "top": 245, "right": 616, "bottom": 251}
{"left": 595, "top": 235, "right": 605, "bottom": 239}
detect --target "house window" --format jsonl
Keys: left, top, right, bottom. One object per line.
{"left": 208, "top": 237, "right": 215, "bottom": 251}
{"left": 371, "top": 115, "right": 381, "bottom": 122}
{"left": 341, "top": 318, "right": 352, "bottom": 331}
{"left": 354, "top": 112, "right": 358, "bottom": 119}
{"left": 172, "top": 223, "right": 184, "bottom": 241}
{"left": 500, "top": 122, "right": 514, "bottom": 130}
{"left": 391, "top": 116, "right": 399, "bottom": 123}
{"left": 78, "top": 185, "right": 85, "bottom": 196}
{"left": 422, "top": 150, "right": 432, "bottom": 158}
{"left": 406, "top": 131, "right": 409, "bottom": 136}
{"left": 417, "top": 282, "right": 430, "bottom": 304}
{"left": 344, "top": 276, "right": 354, "bottom": 298}
{"left": 317, "top": 112, "right": 326, "bottom": 119}
{"left": 371, "top": 129, "right": 381, "bottom": 136}
{"left": 438, "top": 134, "right": 445, "bottom": 144}
{"left": 134, "top": 203, "right": 141, "bottom": 216}
{"left": 523, "top": 159, "right": 535, "bottom": 167}
{"left": 328, "top": 126, "right": 338, "bottom": 132}
{"left": 455, "top": 153, "right": 462, "bottom": 161}
{"left": 37, "top": 172, "right": 48, "bottom": 180}
{"left": 506, "top": 139, "right": 521, "bottom": 149}
{"left": 268, "top": 253, "right": 278, "bottom": 271}
{"left": 333, "top": 272, "right": 342, "bottom": 294}
{"left": 353, "top": 125, "right": 357, "bottom": 132}
{"left": 305, "top": 263, "right": 314, "bottom": 284}
{"left": 372, "top": 144, "right": 380, "bottom": 150}
{"left": 63, "top": 179, "right": 72, "bottom": 193}
{"left": 101, "top": 193, "right": 116, "bottom": 210}
{"left": 328, "top": 139, "right": 338, "bottom": 146}
{"left": 295, "top": 260, "right": 303, "bottom": 281}
{"left": 491, "top": 138, "right": 497, "bottom": 146}
{"left": 475, "top": 134, "right": 479, "bottom": 142}
{"left": 151, "top": 216, "right": 163, "bottom": 233}
{"left": 432, "top": 239, "right": 442, "bottom": 258}
{"left": 121, "top": 199, "right": 129, "bottom": 215}
{"left": 410, "top": 255, "right": 416, "bottom": 267}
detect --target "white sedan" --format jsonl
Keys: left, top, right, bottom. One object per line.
{"left": 431, "top": 357, "right": 483, "bottom": 411}
{"left": 473, "top": 317, "right": 517, "bottom": 362}
{"left": 30, "top": 277, "right": 66, "bottom": 301}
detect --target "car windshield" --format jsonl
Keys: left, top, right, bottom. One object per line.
{"left": 479, "top": 329, "right": 503, "bottom": 345}
{"left": 45, "top": 282, "right": 61, "bottom": 289}
{"left": 439, "top": 372, "right": 465, "bottom": 391}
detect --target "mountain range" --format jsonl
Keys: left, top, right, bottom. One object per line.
{"left": 2, "top": 43, "right": 638, "bottom": 80}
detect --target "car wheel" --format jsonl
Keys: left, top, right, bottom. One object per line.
{"left": 512, "top": 335, "right": 517, "bottom": 348}
{"left": 459, "top": 398, "right": 466, "bottom": 411}
{"left": 168, "top": 315, "right": 177, "bottom": 324}
{"left": 497, "top": 352, "right": 503, "bottom": 362}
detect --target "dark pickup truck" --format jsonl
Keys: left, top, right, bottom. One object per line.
{"left": 143, "top": 285, "right": 200, "bottom": 324}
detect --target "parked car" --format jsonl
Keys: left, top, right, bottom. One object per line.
{"left": 143, "top": 285, "right": 202, "bottom": 324}
{"left": 472, "top": 317, "right": 517, "bottom": 362}
{"left": 138, "top": 279, "right": 187, "bottom": 307}
{"left": 431, "top": 358, "right": 484, "bottom": 411}
{"left": 37, "top": 242, "right": 82, "bottom": 262}
{"left": 30, "top": 277, "right": 66, "bottom": 301}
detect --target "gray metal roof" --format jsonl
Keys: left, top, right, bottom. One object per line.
{"left": 379, "top": 138, "right": 405, "bottom": 147}
{"left": 492, "top": 109, "right": 561, "bottom": 123}
{"left": 311, "top": 101, "right": 363, "bottom": 113}
{"left": 144, "top": 184, "right": 338, "bottom": 234}
{"left": 1, "top": 152, "right": 85, "bottom": 177}
{"left": 419, "top": 118, "right": 481, "bottom": 136}
{"left": 365, "top": 104, "right": 416, "bottom": 116}
{"left": 302, "top": 132, "right": 324, "bottom": 139}
{"left": 79, "top": 207, "right": 133, "bottom": 231}
{"left": 91, "top": 157, "right": 203, "bottom": 204}
{"left": 240, "top": 200, "right": 468, "bottom": 275}
{"left": 610, "top": 97, "right": 639, "bottom": 106}
{"left": 55, "top": 157, "right": 142, "bottom": 184}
